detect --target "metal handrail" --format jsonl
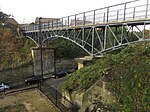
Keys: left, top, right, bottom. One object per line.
{"left": 24, "top": 0, "right": 149, "bottom": 32}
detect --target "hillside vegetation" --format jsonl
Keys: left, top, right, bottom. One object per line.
{"left": 62, "top": 42, "right": 150, "bottom": 111}
{"left": 0, "top": 11, "right": 86, "bottom": 82}
{"left": 0, "top": 11, "right": 36, "bottom": 83}
{"left": 48, "top": 38, "right": 87, "bottom": 59}
{"left": 0, "top": 12, "right": 35, "bottom": 71}
{"left": 0, "top": 28, "right": 35, "bottom": 70}
{"left": 0, "top": 28, "right": 36, "bottom": 82}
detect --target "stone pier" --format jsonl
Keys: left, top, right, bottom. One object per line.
{"left": 31, "top": 47, "right": 55, "bottom": 76}
{"left": 75, "top": 55, "right": 103, "bottom": 69}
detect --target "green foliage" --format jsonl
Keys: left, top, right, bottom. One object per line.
{"left": 0, "top": 12, "right": 35, "bottom": 70}
{"left": 0, "top": 26, "right": 36, "bottom": 70}
{"left": 0, "top": 11, "right": 10, "bottom": 23}
{"left": 62, "top": 57, "right": 105, "bottom": 92}
{"left": 62, "top": 42, "right": 150, "bottom": 111}
{"left": 0, "top": 102, "right": 27, "bottom": 112}
{"left": 0, "top": 11, "right": 18, "bottom": 35}
{"left": 49, "top": 38, "right": 87, "bottom": 59}
{"left": 0, "top": 30, "right": 35, "bottom": 81}
{"left": 0, "top": 12, "right": 36, "bottom": 82}
{"left": 0, "top": 34, "right": 35, "bottom": 70}
{"left": 96, "top": 99, "right": 117, "bottom": 111}
{"left": 107, "top": 42, "right": 150, "bottom": 111}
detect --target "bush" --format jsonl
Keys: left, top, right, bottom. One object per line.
{"left": 62, "top": 42, "right": 150, "bottom": 111}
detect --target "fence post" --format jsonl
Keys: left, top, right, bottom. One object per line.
{"left": 56, "top": 89, "right": 58, "bottom": 107}
{"left": 106, "top": 7, "right": 109, "bottom": 22}
{"left": 68, "top": 16, "right": 69, "bottom": 27}
{"left": 52, "top": 20, "right": 53, "bottom": 29}
{"left": 57, "top": 19, "right": 58, "bottom": 28}
{"left": 62, "top": 18, "right": 63, "bottom": 28}
{"left": 75, "top": 14, "right": 77, "bottom": 27}
{"left": 83, "top": 12, "right": 85, "bottom": 25}
{"left": 123, "top": 3, "right": 127, "bottom": 21}
{"left": 145, "top": 0, "right": 149, "bottom": 18}
{"left": 133, "top": 7, "right": 135, "bottom": 19}
{"left": 3, "top": 88, "right": 5, "bottom": 95}
{"left": 48, "top": 21, "right": 49, "bottom": 29}
{"left": 117, "top": 10, "right": 119, "bottom": 21}
{"left": 103, "top": 13, "right": 106, "bottom": 23}
{"left": 93, "top": 10, "right": 95, "bottom": 25}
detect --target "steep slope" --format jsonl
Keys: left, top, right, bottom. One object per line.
{"left": 0, "top": 28, "right": 35, "bottom": 70}
{"left": 62, "top": 42, "right": 150, "bottom": 111}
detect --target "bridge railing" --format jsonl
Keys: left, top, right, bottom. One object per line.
{"left": 24, "top": 0, "right": 150, "bottom": 32}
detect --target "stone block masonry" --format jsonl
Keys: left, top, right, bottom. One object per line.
{"left": 32, "top": 47, "right": 55, "bottom": 76}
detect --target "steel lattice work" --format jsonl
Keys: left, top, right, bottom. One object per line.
{"left": 23, "top": 0, "right": 150, "bottom": 56}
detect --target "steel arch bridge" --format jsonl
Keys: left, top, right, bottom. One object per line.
{"left": 23, "top": 0, "right": 150, "bottom": 56}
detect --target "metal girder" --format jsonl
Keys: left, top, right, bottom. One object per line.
{"left": 23, "top": 0, "right": 150, "bottom": 56}
{"left": 24, "top": 21, "right": 150, "bottom": 56}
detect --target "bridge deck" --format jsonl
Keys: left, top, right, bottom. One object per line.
{"left": 56, "top": 19, "right": 150, "bottom": 29}
{"left": 23, "top": 0, "right": 150, "bottom": 56}
{"left": 25, "top": 18, "right": 150, "bottom": 33}
{"left": 24, "top": 0, "right": 150, "bottom": 32}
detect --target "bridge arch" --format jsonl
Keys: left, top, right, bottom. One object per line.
{"left": 23, "top": 0, "right": 150, "bottom": 56}
{"left": 26, "top": 36, "right": 39, "bottom": 47}
{"left": 42, "top": 36, "right": 93, "bottom": 56}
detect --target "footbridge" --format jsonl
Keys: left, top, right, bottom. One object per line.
{"left": 23, "top": 0, "right": 150, "bottom": 56}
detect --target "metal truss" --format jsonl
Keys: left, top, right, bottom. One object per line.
{"left": 23, "top": 0, "right": 150, "bottom": 56}
{"left": 25, "top": 21, "right": 150, "bottom": 56}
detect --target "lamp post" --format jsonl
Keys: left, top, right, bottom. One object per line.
{"left": 39, "top": 17, "right": 43, "bottom": 87}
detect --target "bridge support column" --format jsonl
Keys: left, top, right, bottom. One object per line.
{"left": 75, "top": 55, "right": 103, "bottom": 69}
{"left": 31, "top": 47, "right": 55, "bottom": 76}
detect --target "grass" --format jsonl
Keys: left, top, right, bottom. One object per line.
{"left": 0, "top": 89, "right": 59, "bottom": 112}
{"left": 0, "top": 103, "right": 27, "bottom": 112}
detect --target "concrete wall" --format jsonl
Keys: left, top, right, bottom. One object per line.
{"left": 32, "top": 47, "right": 55, "bottom": 76}
{"left": 80, "top": 80, "right": 115, "bottom": 112}
{"left": 32, "top": 47, "right": 77, "bottom": 76}
{"left": 77, "top": 63, "right": 84, "bottom": 69}
{"left": 55, "top": 59, "right": 77, "bottom": 72}
{"left": 75, "top": 56, "right": 103, "bottom": 70}
{"left": 62, "top": 79, "right": 115, "bottom": 112}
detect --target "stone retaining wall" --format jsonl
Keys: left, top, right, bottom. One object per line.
{"left": 62, "top": 79, "right": 115, "bottom": 112}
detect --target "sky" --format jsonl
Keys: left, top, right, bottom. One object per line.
{"left": 0, "top": 0, "right": 129, "bottom": 24}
